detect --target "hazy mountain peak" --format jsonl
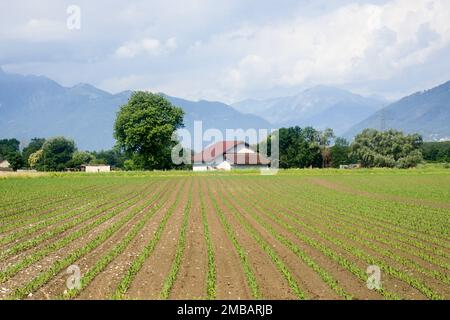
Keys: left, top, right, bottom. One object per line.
{"left": 0, "top": 70, "right": 270, "bottom": 150}
{"left": 302, "top": 85, "right": 349, "bottom": 95}
{"left": 69, "top": 83, "right": 111, "bottom": 99}
{"left": 344, "top": 80, "right": 450, "bottom": 141}
{"left": 232, "top": 85, "right": 385, "bottom": 134}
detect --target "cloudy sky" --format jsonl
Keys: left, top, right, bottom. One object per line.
{"left": 1, "top": 0, "right": 450, "bottom": 103}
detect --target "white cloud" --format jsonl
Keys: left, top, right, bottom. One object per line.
{"left": 5, "top": 18, "right": 69, "bottom": 42}
{"left": 3, "top": 0, "right": 450, "bottom": 102}
{"left": 99, "top": 74, "right": 147, "bottom": 93}
{"left": 115, "top": 37, "right": 177, "bottom": 58}
{"left": 193, "top": 0, "right": 450, "bottom": 99}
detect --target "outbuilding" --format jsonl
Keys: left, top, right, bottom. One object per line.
{"left": 81, "top": 164, "right": 111, "bottom": 173}
{"left": 0, "top": 160, "right": 11, "bottom": 171}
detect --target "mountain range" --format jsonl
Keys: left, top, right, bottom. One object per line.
{"left": 0, "top": 68, "right": 270, "bottom": 150}
{"left": 0, "top": 67, "right": 449, "bottom": 150}
{"left": 344, "top": 81, "right": 450, "bottom": 141}
{"left": 232, "top": 86, "right": 386, "bottom": 135}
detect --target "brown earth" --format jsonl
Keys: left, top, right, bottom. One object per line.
{"left": 1, "top": 174, "right": 448, "bottom": 300}
{"left": 169, "top": 178, "right": 208, "bottom": 299}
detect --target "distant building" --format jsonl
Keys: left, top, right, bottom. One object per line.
{"left": 192, "top": 140, "right": 270, "bottom": 171}
{"left": 339, "top": 163, "right": 361, "bottom": 169}
{"left": 0, "top": 160, "right": 11, "bottom": 171}
{"left": 81, "top": 164, "right": 111, "bottom": 173}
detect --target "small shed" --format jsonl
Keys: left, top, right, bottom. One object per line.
{"left": 0, "top": 160, "right": 12, "bottom": 171}
{"left": 82, "top": 164, "right": 111, "bottom": 173}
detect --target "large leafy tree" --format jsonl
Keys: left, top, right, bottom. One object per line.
{"left": 330, "top": 137, "right": 355, "bottom": 168}
{"left": 91, "top": 147, "right": 126, "bottom": 168}
{"left": 318, "top": 128, "right": 335, "bottom": 168}
{"left": 351, "top": 129, "right": 423, "bottom": 168}
{"left": 69, "top": 151, "right": 95, "bottom": 169}
{"left": 0, "top": 138, "right": 20, "bottom": 160}
{"left": 114, "top": 92, "right": 184, "bottom": 170}
{"left": 36, "top": 137, "right": 76, "bottom": 171}
{"left": 6, "top": 152, "right": 24, "bottom": 171}
{"left": 265, "top": 126, "right": 322, "bottom": 168}
{"left": 421, "top": 141, "right": 450, "bottom": 163}
{"left": 22, "top": 138, "right": 46, "bottom": 167}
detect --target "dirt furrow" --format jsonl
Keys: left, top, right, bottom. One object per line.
{"left": 76, "top": 179, "right": 184, "bottom": 299}
{"left": 28, "top": 181, "right": 169, "bottom": 300}
{"left": 200, "top": 178, "right": 251, "bottom": 300}
{"left": 170, "top": 177, "right": 208, "bottom": 299}
{"left": 123, "top": 177, "right": 191, "bottom": 299}
{"left": 0, "top": 181, "right": 162, "bottom": 299}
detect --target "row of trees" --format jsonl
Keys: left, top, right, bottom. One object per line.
{"left": 421, "top": 141, "right": 450, "bottom": 163}
{"left": 0, "top": 92, "right": 184, "bottom": 172}
{"left": 0, "top": 137, "right": 126, "bottom": 171}
{"left": 264, "top": 127, "right": 427, "bottom": 169}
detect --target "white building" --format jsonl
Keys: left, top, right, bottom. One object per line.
{"left": 192, "top": 140, "right": 270, "bottom": 171}
{"left": 0, "top": 160, "right": 11, "bottom": 171}
{"left": 82, "top": 164, "right": 111, "bottom": 173}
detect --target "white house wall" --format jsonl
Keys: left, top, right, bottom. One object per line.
{"left": 216, "top": 160, "right": 232, "bottom": 171}
{"left": 193, "top": 165, "right": 209, "bottom": 171}
{"left": 85, "top": 166, "right": 111, "bottom": 173}
{"left": 0, "top": 160, "right": 10, "bottom": 168}
{"left": 235, "top": 144, "right": 255, "bottom": 154}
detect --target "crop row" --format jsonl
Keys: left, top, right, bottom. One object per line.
{"left": 112, "top": 179, "right": 188, "bottom": 299}
{"left": 0, "top": 181, "right": 158, "bottom": 261}
{"left": 0, "top": 180, "right": 170, "bottom": 285}
{"left": 230, "top": 178, "right": 444, "bottom": 300}
{"left": 216, "top": 179, "right": 353, "bottom": 300}
{"left": 258, "top": 178, "right": 450, "bottom": 261}
{"left": 61, "top": 180, "right": 178, "bottom": 299}
{"left": 206, "top": 182, "right": 261, "bottom": 299}
{"left": 8, "top": 179, "right": 168, "bottom": 300}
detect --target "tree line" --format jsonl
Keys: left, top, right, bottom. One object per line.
{"left": 261, "top": 127, "right": 432, "bottom": 169}
{"left": 1, "top": 92, "right": 448, "bottom": 171}
{"left": 0, "top": 137, "right": 126, "bottom": 171}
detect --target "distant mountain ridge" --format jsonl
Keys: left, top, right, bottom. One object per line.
{"left": 0, "top": 69, "right": 271, "bottom": 150}
{"left": 1, "top": 67, "right": 448, "bottom": 149}
{"left": 344, "top": 81, "right": 450, "bottom": 141}
{"left": 232, "top": 85, "right": 386, "bottom": 135}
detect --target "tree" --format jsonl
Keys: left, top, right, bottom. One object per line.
{"left": 69, "top": 151, "right": 94, "bottom": 169}
{"left": 0, "top": 139, "right": 20, "bottom": 160}
{"left": 318, "top": 128, "right": 335, "bottom": 168}
{"left": 351, "top": 129, "right": 423, "bottom": 168}
{"left": 421, "top": 141, "right": 450, "bottom": 163}
{"left": 6, "top": 152, "right": 24, "bottom": 171}
{"left": 330, "top": 137, "right": 353, "bottom": 168}
{"left": 263, "top": 126, "right": 322, "bottom": 169}
{"left": 123, "top": 159, "right": 137, "bottom": 171}
{"left": 114, "top": 92, "right": 185, "bottom": 170}
{"left": 91, "top": 148, "right": 126, "bottom": 168}
{"left": 22, "top": 138, "right": 46, "bottom": 167}
{"left": 28, "top": 149, "right": 43, "bottom": 168}
{"left": 36, "top": 137, "right": 76, "bottom": 171}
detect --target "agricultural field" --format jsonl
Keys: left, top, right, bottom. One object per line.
{"left": 0, "top": 169, "right": 449, "bottom": 300}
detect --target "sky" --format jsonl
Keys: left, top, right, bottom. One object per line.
{"left": 1, "top": 0, "right": 450, "bottom": 103}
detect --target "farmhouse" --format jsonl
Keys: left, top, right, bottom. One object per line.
{"left": 81, "top": 164, "right": 111, "bottom": 173}
{"left": 192, "top": 140, "right": 270, "bottom": 171}
{"left": 0, "top": 160, "right": 12, "bottom": 171}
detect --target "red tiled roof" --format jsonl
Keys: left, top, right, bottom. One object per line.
{"left": 225, "top": 153, "right": 271, "bottom": 165}
{"left": 193, "top": 140, "right": 246, "bottom": 163}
